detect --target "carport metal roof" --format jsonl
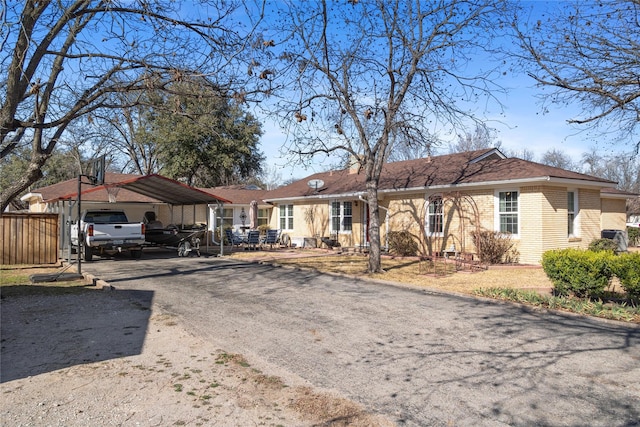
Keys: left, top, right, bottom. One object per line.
{"left": 107, "top": 174, "right": 231, "bottom": 205}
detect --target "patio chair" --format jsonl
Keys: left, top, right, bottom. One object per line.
{"left": 261, "top": 229, "right": 281, "bottom": 249}
{"left": 245, "top": 230, "right": 260, "bottom": 250}
{"left": 225, "top": 229, "right": 245, "bottom": 247}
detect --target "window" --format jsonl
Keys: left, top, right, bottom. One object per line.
{"left": 331, "top": 201, "right": 353, "bottom": 232}
{"left": 427, "top": 196, "right": 444, "bottom": 235}
{"left": 567, "top": 191, "right": 578, "bottom": 237}
{"left": 280, "top": 204, "right": 294, "bottom": 230}
{"left": 258, "top": 208, "right": 269, "bottom": 227}
{"left": 222, "top": 208, "right": 234, "bottom": 228}
{"left": 498, "top": 191, "right": 518, "bottom": 234}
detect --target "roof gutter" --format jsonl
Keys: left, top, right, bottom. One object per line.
{"left": 377, "top": 176, "right": 617, "bottom": 196}
{"left": 264, "top": 190, "right": 367, "bottom": 203}
{"left": 263, "top": 176, "right": 617, "bottom": 203}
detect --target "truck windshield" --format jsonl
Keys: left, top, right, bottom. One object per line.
{"left": 90, "top": 212, "right": 128, "bottom": 223}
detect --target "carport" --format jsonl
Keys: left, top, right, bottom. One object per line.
{"left": 57, "top": 174, "right": 231, "bottom": 266}
{"left": 109, "top": 174, "right": 230, "bottom": 223}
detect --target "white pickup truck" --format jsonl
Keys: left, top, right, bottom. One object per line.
{"left": 71, "top": 210, "right": 145, "bottom": 261}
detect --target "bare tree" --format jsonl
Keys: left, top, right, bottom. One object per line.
{"left": 258, "top": 165, "right": 283, "bottom": 190}
{"left": 540, "top": 148, "right": 577, "bottom": 170}
{"left": 504, "top": 148, "right": 535, "bottom": 161}
{"left": 93, "top": 99, "right": 160, "bottom": 176}
{"left": 259, "top": 0, "right": 508, "bottom": 272}
{"left": 512, "top": 0, "right": 640, "bottom": 152}
{"left": 0, "top": 1, "right": 261, "bottom": 211}
{"left": 448, "top": 123, "right": 502, "bottom": 154}
{"left": 386, "top": 132, "right": 439, "bottom": 162}
{"left": 582, "top": 148, "right": 640, "bottom": 192}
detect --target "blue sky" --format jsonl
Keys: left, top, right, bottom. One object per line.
{"left": 252, "top": 0, "right": 633, "bottom": 181}
{"left": 258, "top": 76, "right": 601, "bottom": 181}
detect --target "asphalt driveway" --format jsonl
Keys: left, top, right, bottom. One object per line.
{"left": 85, "top": 250, "right": 640, "bottom": 426}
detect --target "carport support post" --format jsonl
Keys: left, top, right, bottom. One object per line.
{"left": 77, "top": 175, "right": 82, "bottom": 274}
{"left": 66, "top": 200, "right": 75, "bottom": 263}
{"left": 219, "top": 203, "right": 224, "bottom": 256}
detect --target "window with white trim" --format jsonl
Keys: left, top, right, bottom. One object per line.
{"left": 258, "top": 208, "right": 269, "bottom": 227}
{"left": 222, "top": 208, "right": 234, "bottom": 228}
{"left": 567, "top": 191, "right": 579, "bottom": 237}
{"left": 497, "top": 191, "right": 519, "bottom": 234}
{"left": 331, "top": 201, "right": 353, "bottom": 232}
{"left": 279, "top": 204, "right": 294, "bottom": 230}
{"left": 427, "top": 195, "right": 444, "bottom": 235}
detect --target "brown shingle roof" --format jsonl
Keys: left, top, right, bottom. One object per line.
{"left": 199, "top": 185, "right": 269, "bottom": 205}
{"left": 265, "top": 149, "right": 617, "bottom": 201}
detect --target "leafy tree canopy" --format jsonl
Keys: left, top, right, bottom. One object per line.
{"left": 146, "top": 81, "right": 264, "bottom": 187}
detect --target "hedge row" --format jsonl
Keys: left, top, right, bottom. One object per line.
{"left": 541, "top": 249, "right": 640, "bottom": 300}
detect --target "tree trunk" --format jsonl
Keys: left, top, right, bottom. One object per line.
{"left": 366, "top": 179, "right": 384, "bottom": 273}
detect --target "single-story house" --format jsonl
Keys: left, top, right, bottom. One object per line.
{"left": 262, "top": 148, "right": 630, "bottom": 264}
{"left": 22, "top": 149, "right": 634, "bottom": 264}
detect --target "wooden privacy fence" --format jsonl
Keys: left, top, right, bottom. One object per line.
{"left": 1, "top": 213, "right": 59, "bottom": 265}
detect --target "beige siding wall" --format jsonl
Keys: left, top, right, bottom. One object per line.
{"left": 518, "top": 185, "right": 566, "bottom": 264}
{"left": 516, "top": 186, "right": 604, "bottom": 264}
{"left": 459, "top": 190, "right": 494, "bottom": 254}
{"left": 386, "top": 193, "right": 424, "bottom": 231}
{"left": 579, "top": 189, "right": 602, "bottom": 245}
{"left": 522, "top": 186, "right": 554, "bottom": 263}
{"left": 269, "top": 200, "right": 366, "bottom": 247}
{"left": 515, "top": 186, "right": 603, "bottom": 264}
{"left": 601, "top": 198, "right": 627, "bottom": 230}
{"left": 384, "top": 189, "right": 495, "bottom": 257}
{"left": 155, "top": 204, "right": 208, "bottom": 226}
{"left": 382, "top": 186, "right": 613, "bottom": 265}
{"left": 28, "top": 200, "right": 48, "bottom": 213}
{"left": 271, "top": 185, "right": 626, "bottom": 264}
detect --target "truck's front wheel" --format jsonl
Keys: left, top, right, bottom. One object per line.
{"left": 83, "top": 244, "right": 93, "bottom": 261}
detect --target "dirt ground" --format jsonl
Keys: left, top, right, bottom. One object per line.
{"left": 0, "top": 267, "right": 393, "bottom": 427}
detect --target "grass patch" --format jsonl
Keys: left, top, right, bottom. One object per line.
{"left": 215, "top": 353, "right": 250, "bottom": 367}
{"left": 474, "top": 287, "right": 640, "bottom": 323}
{"left": 0, "top": 283, "right": 92, "bottom": 298}
{"left": 1, "top": 265, "right": 89, "bottom": 298}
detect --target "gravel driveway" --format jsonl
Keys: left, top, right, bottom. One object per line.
{"left": 80, "top": 250, "right": 640, "bottom": 426}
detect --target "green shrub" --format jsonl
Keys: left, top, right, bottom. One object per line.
{"left": 387, "top": 231, "right": 418, "bottom": 256}
{"left": 627, "top": 227, "right": 639, "bottom": 247}
{"left": 588, "top": 238, "right": 619, "bottom": 253}
{"left": 472, "top": 231, "right": 519, "bottom": 264}
{"left": 611, "top": 252, "right": 640, "bottom": 300}
{"left": 541, "top": 249, "right": 614, "bottom": 299}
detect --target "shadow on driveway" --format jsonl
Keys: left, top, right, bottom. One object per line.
{"left": 0, "top": 288, "right": 153, "bottom": 383}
